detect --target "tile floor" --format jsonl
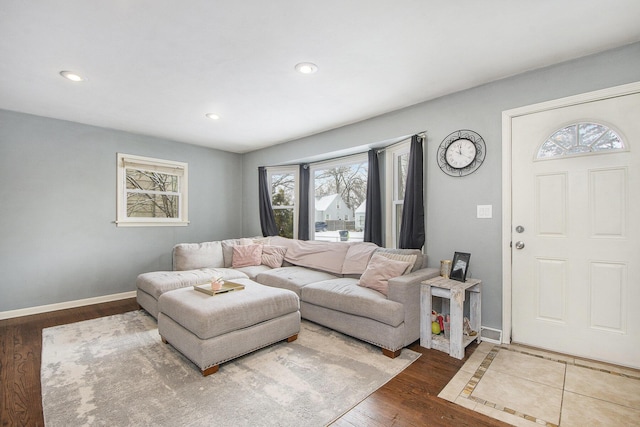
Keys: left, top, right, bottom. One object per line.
{"left": 439, "top": 342, "right": 640, "bottom": 426}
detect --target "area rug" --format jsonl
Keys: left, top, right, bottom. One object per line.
{"left": 41, "top": 310, "right": 419, "bottom": 426}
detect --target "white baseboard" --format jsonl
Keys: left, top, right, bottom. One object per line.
{"left": 0, "top": 291, "right": 137, "bottom": 320}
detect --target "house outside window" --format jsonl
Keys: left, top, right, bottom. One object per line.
{"left": 267, "top": 166, "right": 298, "bottom": 238}
{"left": 116, "top": 153, "right": 188, "bottom": 227}
{"left": 311, "top": 154, "right": 367, "bottom": 242}
{"left": 385, "top": 142, "right": 410, "bottom": 247}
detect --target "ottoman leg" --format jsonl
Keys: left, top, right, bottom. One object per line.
{"left": 286, "top": 334, "right": 298, "bottom": 343}
{"left": 382, "top": 348, "right": 401, "bottom": 358}
{"left": 161, "top": 336, "right": 168, "bottom": 344}
{"left": 202, "top": 365, "right": 219, "bottom": 376}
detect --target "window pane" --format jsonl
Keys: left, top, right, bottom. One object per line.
{"left": 395, "top": 203, "right": 403, "bottom": 248}
{"left": 126, "top": 169, "right": 178, "bottom": 192}
{"left": 538, "top": 142, "right": 565, "bottom": 159}
{"left": 396, "top": 152, "right": 409, "bottom": 200}
{"left": 593, "top": 130, "right": 624, "bottom": 151}
{"left": 273, "top": 207, "right": 294, "bottom": 238}
{"left": 271, "top": 173, "right": 295, "bottom": 206}
{"left": 579, "top": 123, "right": 607, "bottom": 147}
{"left": 127, "top": 193, "right": 179, "bottom": 218}
{"left": 550, "top": 125, "right": 576, "bottom": 150}
{"left": 313, "top": 159, "right": 367, "bottom": 241}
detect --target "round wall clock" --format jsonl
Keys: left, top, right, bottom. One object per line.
{"left": 437, "top": 129, "right": 486, "bottom": 177}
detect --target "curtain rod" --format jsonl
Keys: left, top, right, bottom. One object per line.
{"left": 263, "top": 131, "right": 426, "bottom": 169}
{"left": 376, "top": 131, "right": 426, "bottom": 154}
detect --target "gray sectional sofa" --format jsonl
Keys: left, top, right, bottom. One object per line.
{"left": 136, "top": 236, "right": 439, "bottom": 357}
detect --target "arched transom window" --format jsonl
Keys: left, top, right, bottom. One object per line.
{"left": 536, "top": 122, "right": 625, "bottom": 160}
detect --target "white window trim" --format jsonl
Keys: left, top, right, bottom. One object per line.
{"left": 116, "top": 153, "right": 189, "bottom": 227}
{"left": 267, "top": 166, "right": 299, "bottom": 239}
{"left": 384, "top": 141, "right": 410, "bottom": 248}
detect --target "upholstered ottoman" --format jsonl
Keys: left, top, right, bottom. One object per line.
{"left": 157, "top": 278, "right": 300, "bottom": 376}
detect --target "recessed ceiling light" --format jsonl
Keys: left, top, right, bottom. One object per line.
{"left": 205, "top": 113, "right": 220, "bottom": 120}
{"left": 295, "top": 62, "right": 318, "bottom": 74}
{"left": 59, "top": 71, "right": 85, "bottom": 82}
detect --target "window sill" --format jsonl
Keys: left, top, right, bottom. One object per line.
{"left": 115, "top": 220, "right": 190, "bottom": 227}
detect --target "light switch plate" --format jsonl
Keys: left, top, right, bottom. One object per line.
{"left": 477, "top": 205, "right": 492, "bottom": 219}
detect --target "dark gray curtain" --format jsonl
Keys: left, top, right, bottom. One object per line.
{"left": 258, "top": 166, "right": 278, "bottom": 236}
{"left": 297, "top": 164, "right": 310, "bottom": 240}
{"left": 364, "top": 149, "right": 383, "bottom": 246}
{"left": 399, "top": 134, "right": 425, "bottom": 249}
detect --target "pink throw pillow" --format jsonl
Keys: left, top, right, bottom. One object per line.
{"left": 261, "top": 245, "right": 287, "bottom": 268}
{"left": 231, "top": 244, "right": 263, "bottom": 268}
{"left": 358, "top": 253, "right": 411, "bottom": 296}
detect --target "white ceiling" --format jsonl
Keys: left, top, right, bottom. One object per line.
{"left": 1, "top": 1, "right": 639, "bottom": 153}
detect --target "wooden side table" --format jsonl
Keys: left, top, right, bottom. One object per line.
{"left": 420, "top": 276, "right": 481, "bottom": 359}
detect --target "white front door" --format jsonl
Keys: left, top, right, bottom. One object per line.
{"left": 509, "top": 87, "right": 640, "bottom": 368}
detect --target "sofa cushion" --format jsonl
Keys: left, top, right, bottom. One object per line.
{"left": 375, "top": 248, "right": 425, "bottom": 273}
{"left": 256, "top": 266, "right": 337, "bottom": 297}
{"left": 302, "top": 278, "right": 405, "bottom": 327}
{"left": 357, "top": 254, "right": 412, "bottom": 296}
{"left": 232, "top": 244, "right": 262, "bottom": 268}
{"left": 235, "top": 264, "right": 272, "bottom": 280}
{"left": 221, "top": 238, "right": 254, "bottom": 267}
{"left": 173, "top": 241, "right": 224, "bottom": 271}
{"left": 269, "top": 236, "right": 350, "bottom": 275}
{"left": 341, "top": 242, "right": 379, "bottom": 275}
{"left": 137, "top": 268, "right": 248, "bottom": 300}
{"left": 261, "top": 245, "right": 287, "bottom": 268}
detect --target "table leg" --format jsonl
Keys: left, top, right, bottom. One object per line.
{"left": 449, "top": 288, "right": 464, "bottom": 359}
{"left": 469, "top": 286, "right": 482, "bottom": 344}
{"left": 420, "top": 284, "right": 432, "bottom": 349}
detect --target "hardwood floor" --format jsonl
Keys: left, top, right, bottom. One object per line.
{"left": 0, "top": 299, "right": 509, "bottom": 426}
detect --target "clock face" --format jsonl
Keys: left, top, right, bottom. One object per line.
{"left": 445, "top": 138, "right": 476, "bottom": 169}
{"left": 437, "top": 130, "right": 486, "bottom": 177}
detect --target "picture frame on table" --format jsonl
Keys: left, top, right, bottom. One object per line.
{"left": 450, "top": 252, "right": 471, "bottom": 282}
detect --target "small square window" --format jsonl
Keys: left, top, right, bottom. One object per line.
{"left": 116, "top": 153, "right": 188, "bottom": 227}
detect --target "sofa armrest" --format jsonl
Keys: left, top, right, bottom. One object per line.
{"left": 387, "top": 267, "right": 440, "bottom": 346}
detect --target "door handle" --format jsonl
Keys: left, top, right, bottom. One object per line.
{"left": 515, "top": 241, "right": 525, "bottom": 250}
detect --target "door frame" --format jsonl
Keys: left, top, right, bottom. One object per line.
{"left": 501, "top": 81, "right": 640, "bottom": 344}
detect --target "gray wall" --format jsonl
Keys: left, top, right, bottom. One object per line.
{"left": 242, "top": 42, "right": 640, "bottom": 329}
{"left": 0, "top": 111, "right": 243, "bottom": 311}
{"left": 2, "top": 43, "right": 638, "bottom": 318}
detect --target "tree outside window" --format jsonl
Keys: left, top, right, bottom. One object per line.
{"left": 126, "top": 169, "right": 179, "bottom": 218}
{"left": 312, "top": 155, "right": 368, "bottom": 241}
{"left": 268, "top": 168, "right": 298, "bottom": 238}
